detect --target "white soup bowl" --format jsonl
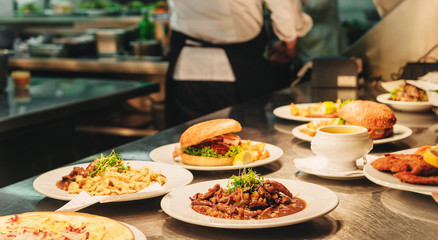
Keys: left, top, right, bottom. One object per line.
{"left": 311, "top": 125, "right": 373, "bottom": 171}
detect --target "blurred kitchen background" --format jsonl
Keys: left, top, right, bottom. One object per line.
{"left": 0, "top": 1, "right": 382, "bottom": 130}
{"left": 0, "top": 0, "right": 404, "bottom": 186}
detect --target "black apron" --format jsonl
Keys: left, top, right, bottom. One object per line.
{"left": 165, "top": 28, "right": 286, "bottom": 127}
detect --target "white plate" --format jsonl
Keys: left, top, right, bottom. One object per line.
{"left": 294, "top": 155, "right": 379, "bottom": 180}
{"left": 380, "top": 79, "right": 438, "bottom": 92}
{"left": 124, "top": 223, "right": 147, "bottom": 240}
{"left": 292, "top": 124, "right": 412, "bottom": 145}
{"left": 376, "top": 93, "right": 433, "bottom": 112}
{"left": 380, "top": 80, "right": 407, "bottom": 92}
{"left": 149, "top": 142, "right": 283, "bottom": 171}
{"left": 364, "top": 148, "right": 438, "bottom": 193}
{"left": 160, "top": 178, "right": 339, "bottom": 229}
{"left": 33, "top": 161, "right": 193, "bottom": 201}
{"left": 273, "top": 104, "right": 337, "bottom": 122}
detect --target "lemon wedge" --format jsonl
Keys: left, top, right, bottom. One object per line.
{"left": 321, "top": 101, "right": 336, "bottom": 114}
{"left": 233, "top": 151, "right": 255, "bottom": 166}
{"left": 424, "top": 148, "right": 438, "bottom": 168}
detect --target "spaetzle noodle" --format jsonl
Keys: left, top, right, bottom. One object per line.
{"left": 68, "top": 165, "right": 166, "bottom": 196}
{"left": 57, "top": 150, "right": 166, "bottom": 196}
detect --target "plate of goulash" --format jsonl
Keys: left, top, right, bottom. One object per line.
{"left": 161, "top": 175, "right": 339, "bottom": 229}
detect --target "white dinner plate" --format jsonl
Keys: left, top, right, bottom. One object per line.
{"left": 160, "top": 178, "right": 339, "bottom": 229}
{"left": 292, "top": 124, "right": 412, "bottom": 145}
{"left": 380, "top": 80, "right": 407, "bottom": 93}
{"left": 124, "top": 223, "right": 147, "bottom": 240}
{"left": 376, "top": 93, "right": 433, "bottom": 112}
{"left": 364, "top": 148, "right": 438, "bottom": 193}
{"left": 273, "top": 104, "right": 337, "bottom": 122}
{"left": 33, "top": 161, "right": 193, "bottom": 201}
{"left": 149, "top": 142, "right": 283, "bottom": 171}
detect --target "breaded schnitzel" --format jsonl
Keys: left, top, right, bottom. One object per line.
{"left": 371, "top": 153, "right": 438, "bottom": 185}
{"left": 371, "top": 153, "right": 438, "bottom": 175}
{"left": 393, "top": 172, "right": 438, "bottom": 185}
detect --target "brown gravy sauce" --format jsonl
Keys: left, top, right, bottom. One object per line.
{"left": 192, "top": 197, "right": 306, "bottom": 220}
{"left": 190, "top": 181, "right": 306, "bottom": 220}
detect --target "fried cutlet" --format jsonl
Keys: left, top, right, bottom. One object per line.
{"left": 371, "top": 153, "right": 438, "bottom": 176}
{"left": 393, "top": 172, "right": 438, "bottom": 185}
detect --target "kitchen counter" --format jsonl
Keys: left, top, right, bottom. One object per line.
{"left": 1, "top": 81, "right": 437, "bottom": 239}
{"left": 8, "top": 57, "right": 168, "bottom": 103}
{"left": 9, "top": 57, "right": 168, "bottom": 75}
{"left": 0, "top": 76, "right": 159, "bottom": 133}
{"left": 0, "top": 15, "right": 141, "bottom": 25}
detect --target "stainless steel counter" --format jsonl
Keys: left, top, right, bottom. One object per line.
{"left": 0, "top": 76, "right": 159, "bottom": 133}
{"left": 8, "top": 57, "right": 168, "bottom": 102}
{"left": 9, "top": 57, "right": 168, "bottom": 75}
{"left": 1, "top": 82, "right": 437, "bottom": 239}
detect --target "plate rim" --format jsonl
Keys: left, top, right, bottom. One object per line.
{"left": 363, "top": 148, "right": 438, "bottom": 193}
{"left": 293, "top": 155, "right": 370, "bottom": 180}
{"left": 377, "top": 93, "right": 432, "bottom": 105}
{"left": 160, "top": 178, "right": 339, "bottom": 229}
{"left": 33, "top": 161, "right": 193, "bottom": 201}
{"left": 123, "top": 222, "right": 147, "bottom": 240}
{"left": 273, "top": 104, "right": 337, "bottom": 122}
{"left": 149, "top": 142, "right": 283, "bottom": 171}
{"left": 376, "top": 93, "right": 433, "bottom": 112}
{"left": 292, "top": 124, "right": 412, "bottom": 145}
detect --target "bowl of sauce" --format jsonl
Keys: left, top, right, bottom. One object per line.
{"left": 311, "top": 125, "right": 373, "bottom": 171}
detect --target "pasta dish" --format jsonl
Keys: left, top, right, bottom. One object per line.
{"left": 57, "top": 150, "right": 166, "bottom": 196}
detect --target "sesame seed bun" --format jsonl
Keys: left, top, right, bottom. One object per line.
{"left": 338, "top": 100, "right": 397, "bottom": 139}
{"left": 339, "top": 100, "right": 396, "bottom": 129}
{"left": 179, "top": 118, "right": 242, "bottom": 149}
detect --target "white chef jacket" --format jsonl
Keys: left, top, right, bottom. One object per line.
{"left": 168, "top": 0, "right": 313, "bottom": 81}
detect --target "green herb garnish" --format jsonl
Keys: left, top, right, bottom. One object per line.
{"left": 338, "top": 117, "right": 345, "bottom": 125}
{"left": 226, "top": 169, "right": 264, "bottom": 193}
{"left": 339, "top": 99, "right": 354, "bottom": 109}
{"left": 89, "top": 150, "right": 128, "bottom": 177}
{"left": 184, "top": 145, "right": 242, "bottom": 158}
{"left": 390, "top": 87, "right": 402, "bottom": 100}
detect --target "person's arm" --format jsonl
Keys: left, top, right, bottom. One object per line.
{"left": 270, "top": 38, "right": 298, "bottom": 63}
{"left": 265, "top": 0, "right": 312, "bottom": 63}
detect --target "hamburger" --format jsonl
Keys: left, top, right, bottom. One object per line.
{"left": 338, "top": 100, "right": 397, "bottom": 139}
{"left": 173, "top": 118, "right": 243, "bottom": 166}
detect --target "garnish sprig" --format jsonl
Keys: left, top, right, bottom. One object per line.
{"left": 89, "top": 150, "right": 128, "bottom": 177}
{"left": 226, "top": 169, "right": 264, "bottom": 193}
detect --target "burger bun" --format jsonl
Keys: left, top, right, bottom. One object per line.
{"left": 339, "top": 100, "right": 397, "bottom": 139}
{"left": 180, "top": 118, "right": 242, "bottom": 148}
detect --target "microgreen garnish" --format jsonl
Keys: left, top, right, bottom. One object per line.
{"left": 226, "top": 169, "right": 264, "bottom": 193}
{"left": 89, "top": 150, "right": 128, "bottom": 177}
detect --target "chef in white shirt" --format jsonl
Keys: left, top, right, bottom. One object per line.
{"left": 165, "top": 0, "right": 312, "bottom": 127}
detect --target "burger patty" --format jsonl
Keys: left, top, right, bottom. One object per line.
{"left": 174, "top": 132, "right": 242, "bottom": 159}
{"left": 368, "top": 127, "right": 394, "bottom": 140}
